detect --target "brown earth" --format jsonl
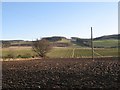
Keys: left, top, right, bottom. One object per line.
{"left": 2, "top": 57, "right": 120, "bottom": 89}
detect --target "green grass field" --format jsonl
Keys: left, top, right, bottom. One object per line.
{"left": 1, "top": 47, "right": 36, "bottom": 58}
{"left": 1, "top": 47, "right": 118, "bottom": 59}
{"left": 47, "top": 47, "right": 118, "bottom": 58}
{"left": 93, "top": 39, "right": 119, "bottom": 48}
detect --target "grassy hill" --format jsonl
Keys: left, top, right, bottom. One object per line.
{"left": 93, "top": 39, "right": 119, "bottom": 48}
{"left": 94, "top": 34, "right": 120, "bottom": 40}
{"left": 56, "top": 38, "right": 70, "bottom": 43}
{"left": 1, "top": 34, "right": 119, "bottom": 59}
{"left": 72, "top": 34, "right": 119, "bottom": 48}
{"left": 1, "top": 34, "right": 119, "bottom": 48}
{"left": 93, "top": 34, "right": 119, "bottom": 48}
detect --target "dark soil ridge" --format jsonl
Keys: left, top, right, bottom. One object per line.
{"left": 2, "top": 57, "right": 120, "bottom": 89}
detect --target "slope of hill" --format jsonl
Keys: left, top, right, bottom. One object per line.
{"left": 71, "top": 34, "right": 119, "bottom": 48}
{"left": 93, "top": 39, "right": 119, "bottom": 48}
{"left": 42, "top": 36, "right": 66, "bottom": 42}
{"left": 1, "top": 34, "right": 119, "bottom": 48}
{"left": 94, "top": 34, "right": 120, "bottom": 40}
{"left": 93, "top": 34, "right": 119, "bottom": 48}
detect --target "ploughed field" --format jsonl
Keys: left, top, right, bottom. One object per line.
{"left": 2, "top": 57, "right": 120, "bottom": 89}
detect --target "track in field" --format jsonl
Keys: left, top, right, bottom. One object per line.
{"left": 47, "top": 48, "right": 118, "bottom": 58}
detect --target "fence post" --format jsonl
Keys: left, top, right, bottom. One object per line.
{"left": 91, "top": 27, "right": 94, "bottom": 60}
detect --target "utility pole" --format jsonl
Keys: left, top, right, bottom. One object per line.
{"left": 91, "top": 27, "right": 94, "bottom": 60}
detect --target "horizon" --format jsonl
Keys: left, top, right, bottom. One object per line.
{"left": 1, "top": 33, "right": 119, "bottom": 41}
{"left": 2, "top": 2, "right": 118, "bottom": 41}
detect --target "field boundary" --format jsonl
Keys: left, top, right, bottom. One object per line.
{"left": 0, "top": 56, "right": 118, "bottom": 61}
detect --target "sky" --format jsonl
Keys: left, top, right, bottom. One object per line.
{"left": 2, "top": 2, "right": 118, "bottom": 40}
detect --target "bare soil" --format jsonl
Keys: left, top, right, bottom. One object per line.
{"left": 2, "top": 57, "right": 120, "bottom": 89}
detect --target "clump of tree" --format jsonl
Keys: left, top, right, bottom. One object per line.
{"left": 32, "top": 39, "right": 52, "bottom": 58}
{"left": 2, "top": 41, "right": 11, "bottom": 48}
{"left": 42, "top": 36, "right": 66, "bottom": 42}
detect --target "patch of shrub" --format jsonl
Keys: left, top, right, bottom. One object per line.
{"left": 20, "top": 53, "right": 32, "bottom": 58}
{"left": 32, "top": 56, "right": 35, "bottom": 58}
{"left": 16, "top": 54, "right": 22, "bottom": 58}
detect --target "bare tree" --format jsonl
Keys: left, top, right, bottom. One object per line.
{"left": 32, "top": 39, "right": 51, "bottom": 58}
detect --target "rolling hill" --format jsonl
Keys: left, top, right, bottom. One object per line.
{"left": 94, "top": 34, "right": 120, "bottom": 40}
{"left": 1, "top": 34, "right": 119, "bottom": 48}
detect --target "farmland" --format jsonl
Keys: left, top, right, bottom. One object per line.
{"left": 1, "top": 47, "right": 118, "bottom": 59}
{"left": 1, "top": 34, "right": 119, "bottom": 59}
{"left": 1, "top": 34, "right": 119, "bottom": 89}
{"left": 2, "top": 57, "right": 120, "bottom": 89}
{"left": 93, "top": 39, "right": 119, "bottom": 48}
{"left": 47, "top": 47, "right": 118, "bottom": 58}
{"left": 2, "top": 1, "right": 120, "bottom": 89}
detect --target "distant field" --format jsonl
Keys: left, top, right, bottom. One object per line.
{"left": 56, "top": 38, "right": 71, "bottom": 43}
{"left": 47, "top": 47, "right": 118, "bottom": 58}
{"left": 1, "top": 46, "right": 118, "bottom": 59}
{"left": 93, "top": 39, "right": 119, "bottom": 48}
